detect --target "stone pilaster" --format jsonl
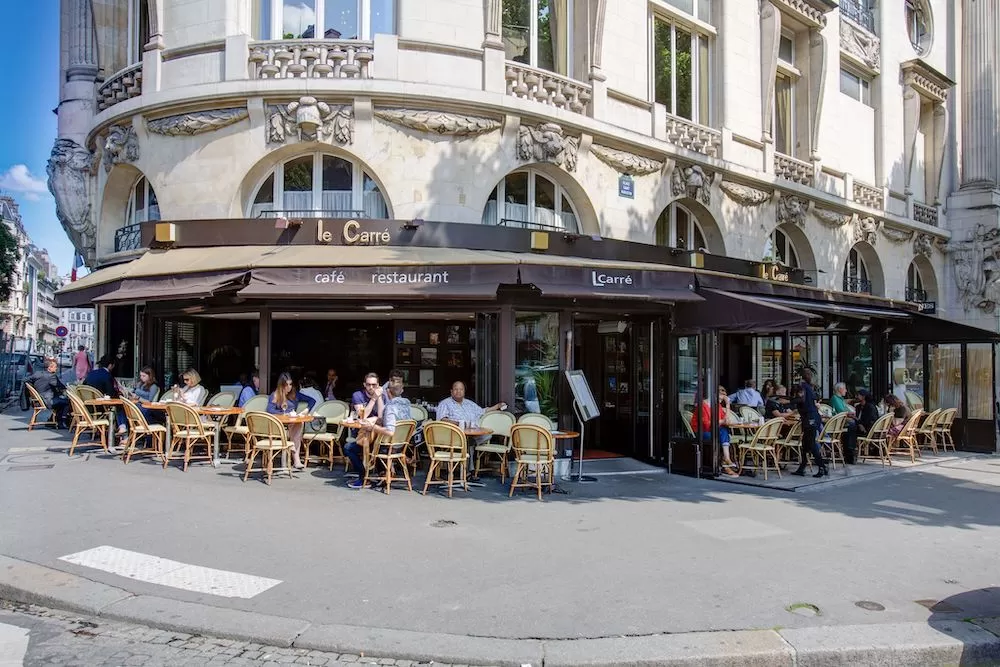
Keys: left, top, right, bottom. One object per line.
{"left": 960, "top": 0, "right": 999, "bottom": 189}
{"left": 67, "top": 0, "right": 98, "bottom": 82}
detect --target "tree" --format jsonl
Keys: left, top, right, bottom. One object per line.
{"left": 0, "top": 222, "right": 19, "bottom": 304}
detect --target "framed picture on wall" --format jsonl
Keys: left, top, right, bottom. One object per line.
{"left": 429, "top": 333, "right": 440, "bottom": 345}
{"left": 446, "top": 326, "right": 461, "bottom": 344}
{"left": 421, "top": 347, "right": 438, "bottom": 365}
{"left": 447, "top": 351, "right": 463, "bottom": 368}
{"left": 402, "top": 330, "right": 416, "bottom": 344}
{"left": 419, "top": 369, "right": 435, "bottom": 387}
{"left": 397, "top": 347, "right": 413, "bottom": 365}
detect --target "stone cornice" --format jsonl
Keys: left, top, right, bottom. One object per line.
{"left": 773, "top": 0, "right": 836, "bottom": 28}
{"left": 901, "top": 59, "right": 955, "bottom": 103}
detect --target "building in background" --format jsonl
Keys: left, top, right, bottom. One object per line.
{"left": 61, "top": 307, "right": 96, "bottom": 355}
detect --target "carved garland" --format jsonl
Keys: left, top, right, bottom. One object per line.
{"left": 813, "top": 207, "right": 853, "bottom": 228}
{"left": 880, "top": 226, "right": 915, "bottom": 244}
{"left": 374, "top": 108, "right": 502, "bottom": 137}
{"left": 146, "top": 108, "right": 249, "bottom": 136}
{"left": 589, "top": 144, "right": 663, "bottom": 176}
{"left": 719, "top": 181, "right": 772, "bottom": 207}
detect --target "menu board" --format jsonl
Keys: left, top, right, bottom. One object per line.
{"left": 565, "top": 370, "right": 600, "bottom": 422}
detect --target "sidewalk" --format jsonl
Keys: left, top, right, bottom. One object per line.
{"left": 2, "top": 554, "right": 999, "bottom": 666}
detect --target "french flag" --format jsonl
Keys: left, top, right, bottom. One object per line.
{"left": 71, "top": 253, "right": 84, "bottom": 282}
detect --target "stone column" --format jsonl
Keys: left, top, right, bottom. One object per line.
{"left": 960, "top": 0, "right": 999, "bottom": 189}
{"left": 483, "top": 0, "right": 506, "bottom": 93}
{"left": 67, "top": 0, "right": 98, "bottom": 82}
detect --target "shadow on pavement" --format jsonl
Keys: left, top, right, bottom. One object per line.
{"left": 928, "top": 587, "right": 1000, "bottom": 665}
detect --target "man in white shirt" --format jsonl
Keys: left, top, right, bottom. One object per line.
{"left": 436, "top": 381, "right": 505, "bottom": 446}
{"left": 731, "top": 379, "right": 764, "bottom": 408}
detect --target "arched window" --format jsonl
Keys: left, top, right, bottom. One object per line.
{"left": 843, "top": 246, "right": 871, "bottom": 294}
{"left": 655, "top": 203, "right": 707, "bottom": 251}
{"left": 252, "top": 0, "right": 396, "bottom": 40}
{"left": 249, "top": 153, "right": 389, "bottom": 219}
{"left": 125, "top": 176, "right": 160, "bottom": 226}
{"left": 768, "top": 227, "right": 799, "bottom": 268}
{"left": 482, "top": 170, "right": 579, "bottom": 232}
{"left": 906, "top": 262, "right": 926, "bottom": 302}
{"left": 905, "top": 0, "right": 932, "bottom": 55}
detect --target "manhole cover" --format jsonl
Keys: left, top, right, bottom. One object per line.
{"left": 6, "top": 465, "right": 55, "bottom": 471}
{"left": 430, "top": 520, "right": 457, "bottom": 528}
{"left": 786, "top": 602, "right": 821, "bottom": 617}
{"left": 916, "top": 599, "right": 962, "bottom": 613}
{"left": 855, "top": 600, "right": 885, "bottom": 611}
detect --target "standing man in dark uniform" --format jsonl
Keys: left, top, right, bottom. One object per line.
{"left": 792, "top": 367, "right": 827, "bottom": 478}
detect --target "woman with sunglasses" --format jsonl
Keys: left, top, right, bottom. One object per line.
{"left": 267, "top": 372, "right": 317, "bottom": 470}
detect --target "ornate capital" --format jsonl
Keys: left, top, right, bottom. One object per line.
{"left": 719, "top": 181, "right": 772, "bottom": 207}
{"left": 374, "top": 108, "right": 501, "bottom": 136}
{"left": 671, "top": 164, "right": 714, "bottom": 206}
{"left": 267, "top": 98, "right": 354, "bottom": 146}
{"left": 102, "top": 125, "right": 139, "bottom": 173}
{"left": 146, "top": 108, "right": 249, "bottom": 136}
{"left": 516, "top": 122, "right": 580, "bottom": 172}
{"left": 590, "top": 144, "right": 663, "bottom": 176}
{"left": 777, "top": 194, "right": 810, "bottom": 227}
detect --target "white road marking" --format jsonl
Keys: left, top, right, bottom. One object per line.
{"left": 0, "top": 622, "right": 29, "bottom": 666}
{"left": 59, "top": 546, "right": 281, "bottom": 599}
{"left": 873, "top": 500, "right": 946, "bottom": 515}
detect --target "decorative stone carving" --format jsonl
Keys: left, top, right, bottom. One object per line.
{"left": 949, "top": 225, "right": 1000, "bottom": 312}
{"left": 880, "top": 226, "right": 915, "bottom": 244}
{"left": 670, "top": 164, "right": 712, "bottom": 206}
{"left": 813, "top": 207, "right": 852, "bottom": 228}
{"left": 777, "top": 195, "right": 809, "bottom": 227}
{"left": 266, "top": 97, "right": 353, "bottom": 145}
{"left": 840, "top": 18, "right": 880, "bottom": 73}
{"left": 373, "top": 109, "right": 501, "bottom": 137}
{"left": 102, "top": 125, "right": 139, "bottom": 172}
{"left": 516, "top": 123, "right": 580, "bottom": 172}
{"left": 719, "top": 181, "right": 772, "bottom": 207}
{"left": 773, "top": 0, "right": 828, "bottom": 28}
{"left": 146, "top": 108, "right": 249, "bottom": 136}
{"left": 913, "top": 233, "right": 934, "bottom": 258}
{"left": 589, "top": 144, "right": 663, "bottom": 176}
{"left": 46, "top": 138, "right": 96, "bottom": 262}
{"left": 854, "top": 216, "right": 881, "bottom": 245}
{"left": 248, "top": 40, "right": 373, "bottom": 80}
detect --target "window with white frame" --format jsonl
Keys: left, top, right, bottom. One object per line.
{"left": 773, "top": 31, "right": 798, "bottom": 156}
{"left": 481, "top": 170, "right": 580, "bottom": 232}
{"left": 501, "top": 0, "right": 576, "bottom": 78}
{"left": 128, "top": 0, "right": 151, "bottom": 65}
{"left": 652, "top": 11, "right": 712, "bottom": 124}
{"left": 252, "top": 0, "right": 395, "bottom": 40}
{"left": 125, "top": 176, "right": 160, "bottom": 227}
{"left": 249, "top": 153, "right": 389, "bottom": 218}
{"left": 839, "top": 67, "right": 872, "bottom": 106}
{"left": 768, "top": 227, "right": 800, "bottom": 268}
{"left": 843, "top": 246, "right": 871, "bottom": 293}
{"left": 655, "top": 203, "right": 707, "bottom": 251}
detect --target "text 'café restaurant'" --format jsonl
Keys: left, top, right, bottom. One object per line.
{"left": 57, "top": 216, "right": 999, "bottom": 476}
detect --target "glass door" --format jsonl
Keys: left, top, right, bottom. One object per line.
{"left": 633, "top": 320, "right": 653, "bottom": 458}
{"left": 600, "top": 329, "right": 634, "bottom": 454}
{"left": 473, "top": 312, "right": 499, "bottom": 406}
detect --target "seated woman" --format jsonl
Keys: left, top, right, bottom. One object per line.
{"left": 237, "top": 372, "right": 260, "bottom": 407}
{"left": 885, "top": 394, "right": 911, "bottom": 442}
{"left": 690, "top": 386, "right": 739, "bottom": 477}
{"left": 169, "top": 369, "right": 208, "bottom": 407}
{"left": 132, "top": 366, "right": 162, "bottom": 423}
{"left": 266, "top": 372, "right": 317, "bottom": 471}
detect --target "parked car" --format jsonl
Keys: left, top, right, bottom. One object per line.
{"left": 6, "top": 353, "right": 45, "bottom": 385}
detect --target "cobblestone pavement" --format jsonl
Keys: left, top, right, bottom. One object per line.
{"left": 0, "top": 601, "right": 476, "bottom": 667}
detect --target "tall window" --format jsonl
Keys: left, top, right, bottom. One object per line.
{"left": 655, "top": 203, "right": 707, "bottom": 251}
{"left": 129, "top": 0, "right": 151, "bottom": 64}
{"left": 839, "top": 67, "right": 872, "bottom": 106}
{"left": 843, "top": 247, "right": 871, "bottom": 293}
{"left": 653, "top": 14, "right": 711, "bottom": 124}
{"left": 905, "top": 0, "right": 930, "bottom": 55}
{"left": 773, "top": 32, "right": 797, "bottom": 155}
{"left": 906, "top": 262, "right": 926, "bottom": 301}
{"left": 502, "top": 0, "right": 575, "bottom": 77}
{"left": 125, "top": 176, "right": 160, "bottom": 226}
{"left": 768, "top": 228, "right": 799, "bottom": 268}
{"left": 253, "top": 0, "right": 395, "bottom": 40}
{"left": 482, "top": 170, "right": 579, "bottom": 232}
{"left": 249, "top": 153, "right": 389, "bottom": 218}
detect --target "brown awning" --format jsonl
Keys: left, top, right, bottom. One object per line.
{"left": 92, "top": 271, "right": 251, "bottom": 304}
{"left": 695, "top": 271, "right": 916, "bottom": 310}
{"left": 240, "top": 265, "right": 520, "bottom": 299}
{"left": 518, "top": 265, "right": 700, "bottom": 302}
{"left": 675, "top": 289, "right": 815, "bottom": 331}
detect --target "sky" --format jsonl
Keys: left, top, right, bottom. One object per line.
{"left": 0, "top": 1, "right": 75, "bottom": 275}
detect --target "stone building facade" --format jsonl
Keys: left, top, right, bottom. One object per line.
{"left": 47, "top": 0, "right": 998, "bottom": 329}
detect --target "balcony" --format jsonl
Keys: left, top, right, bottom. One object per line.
{"left": 664, "top": 114, "right": 722, "bottom": 158}
{"left": 843, "top": 277, "right": 873, "bottom": 294}
{"left": 905, "top": 287, "right": 928, "bottom": 303}
{"left": 913, "top": 202, "right": 939, "bottom": 226}
{"left": 840, "top": 0, "right": 876, "bottom": 34}
{"left": 114, "top": 223, "right": 143, "bottom": 253}
{"left": 97, "top": 63, "right": 143, "bottom": 112}
{"left": 853, "top": 181, "right": 884, "bottom": 209}
{"left": 504, "top": 62, "right": 592, "bottom": 115}
{"left": 248, "top": 40, "right": 374, "bottom": 80}
{"left": 775, "top": 153, "right": 814, "bottom": 187}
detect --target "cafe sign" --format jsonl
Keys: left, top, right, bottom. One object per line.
{"left": 757, "top": 263, "right": 791, "bottom": 283}
{"left": 316, "top": 219, "right": 391, "bottom": 246}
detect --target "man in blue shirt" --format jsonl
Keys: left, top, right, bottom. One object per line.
{"left": 347, "top": 373, "right": 386, "bottom": 489}
{"left": 792, "top": 368, "right": 826, "bottom": 478}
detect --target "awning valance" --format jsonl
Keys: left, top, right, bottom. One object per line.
{"left": 92, "top": 271, "right": 251, "bottom": 304}
{"left": 518, "top": 264, "right": 700, "bottom": 303}
{"left": 675, "top": 289, "right": 815, "bottom": 332}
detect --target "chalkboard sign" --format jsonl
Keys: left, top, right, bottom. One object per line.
{"left": 565, "top": 370, "right": 600, "bottom": 421}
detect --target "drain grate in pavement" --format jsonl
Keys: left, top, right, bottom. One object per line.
{"left": 430, "top": 520, "right": 457, "bottom": 528}
{"left": 855, "top": 600, "right": 885, "bottom": 611}
{"left": 6, "top": 464, "right": 55, "bottom": 471}
{"left": 916, "top": 599, "right": 963, "bottom": 613}
{"left": 786, "top": 602, "right": 821, "bottom": 617}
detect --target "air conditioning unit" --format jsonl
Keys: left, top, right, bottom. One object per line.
{"left": 597, "top": 320, "right": 628, "bottom": 334}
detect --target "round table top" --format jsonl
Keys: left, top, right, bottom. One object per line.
{"left": 464, "top": 427, "right": 493, "bottom": 437}
{"left": 199, "top": 406, "right": 243, "bottom": 416}
{"left": 85, "top": 398, "right": 121, "bottom": 406}
{"left": 550, "top": 430, "right": 580, "bottom": 439}
{"left": 271, "top": 413, "right": 315, "bottom": 424}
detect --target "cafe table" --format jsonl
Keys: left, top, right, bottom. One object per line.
{"left": 461, "top": 427, "right": 493, "bottom": 488}
{"left": 141, "top": 401, "right": 242, "bottom": 467}
{"left": 270, "top": 413, "right": 315, "bottom": 473}
{"left": 84, "top": 397, "right": 124, "bottom": 449}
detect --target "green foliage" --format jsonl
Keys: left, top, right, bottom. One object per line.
{"left": 652, "top": 19, "right": 693, "bottom": 118}
{"left": 531, "top": 367, "right": 558, "bottom": 420}
{"left": 0, "top": 223, "right": 19, "bottom": 304}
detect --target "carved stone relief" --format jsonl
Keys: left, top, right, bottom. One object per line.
{"left": 949, "top": 225, "right": 1000, "bottom": 312}
{"left": 267, "top": 97, "right": 354, "bottom": 145}
{"left": 670, "top": 164, "right": 712, "bottom": 206}
{"left": 854, "top": 215, "right": 881, "bottom": 245}
{"left": 589, "top": 144, "right": 663, "bottom": 176}
{"left": 146, "top": 108, "right": 249, "bottom": 136}
{"left": 374, "top": 108, "right": 502, "bottom": 137}
{"left": 719, "top": 181, "right": 772, "bottom": 207}
{"left": 840, "top": 18, "right": 881, "bottom": 73}
{"left": 913, "top": 233, "right": 934, "bottom": 258}
{"left": 777, "top": 194, "right": 809, "bottom": 227}
{"left": 813, "top": 207, "right": 852, "bottom": 228}
{"left": 516, "top": 122, "right": 580, "bottom": 172}
{"left": 880, "top": 226, "right": 915, "bottom": 244}
{"left": 46, "top": 138, "right": 96, "bottom": 263}
{"left": 102, "top": 125, "right": 139, "bottom": 173}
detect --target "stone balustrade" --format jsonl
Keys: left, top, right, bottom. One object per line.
{"left": 96, "top": 63, "right": 143, "bottom": 112}
{"left": 664, "top": 114, "right": 722, "bottom": 158}
{"left": 504, "top": 62, "right": 592, "bottom": 115}
{"left": 913, "top": 202, "right": 939, "bottom": 226}
{"left": 853, "top": 180, "right": 884, "bottom": 209}
{"left": 248, "top": 40, "right": 374, "bottom": 80}
{"left": 775, "top": 153, "right": 813, "bottom": 186}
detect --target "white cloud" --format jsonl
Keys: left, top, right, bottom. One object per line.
{"left": 283, "top": 2, "right": 316, "bottom": 36}
{"left": 0, "top": 164, "right": 49, "bottom": 202}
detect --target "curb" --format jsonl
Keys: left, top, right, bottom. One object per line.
{"left": 3, "top": 555, "right": 1000, "bottom": 666}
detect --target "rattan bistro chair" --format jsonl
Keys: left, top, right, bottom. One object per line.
{"left": 164, "top": 402, "right": 215, "bottom": 471}
{"left": 222, "top": 394, "right": 268, "bottom": 458}
{"left": 207, "top": 391, "right": 237, "bottom": 408}
{"left": 890, "top": 410, "right": 924, "bottom": 463}
{"left": 422, "top": 420, "right": 468, "bottom": 497}
{"left": 517, "top": 412, "right": 554, "bottom": 430}
{"left": 857, "top": 413, "right": 895, "bottom": 466}
{"left": 817, "top": 413, "right": 849, "bottom": 470}
{"left": 243, "top": 412, "right": 294, "bottom": 485}
{"left": 67, "top": 392, "right": 110, "bottom": 456}
{"left": 119, "top": 397, "right": 166, "bottom": 464}
{"left": 916, "top": 408, "right": 942, "bottom": 454}
{"left": 24, "top": 383, "right": 57, "bottom": 430}
{"left": 736, "top": 418, "right": 784, "bottom": 480}
{"left": 475, "top": 411, "right": 517, "bottom": 481}
{"left": 302, "top": 400, "right": 349, "bottom": 469}
{"left": 371, "top": 419, "right": 417, "bottom": 493}
{"left": 509, "top": 423, "right": 556, "bottom": 500}
{"left": 935, "top": 408, "right": 958, "bottom": 452}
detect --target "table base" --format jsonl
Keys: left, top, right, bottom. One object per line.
{"left": 564, "top": 474, "right": 598, "bottom": 483}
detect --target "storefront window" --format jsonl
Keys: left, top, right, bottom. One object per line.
{"left": 843, "top": 335, "right": 872, "bottom": 396}
{"left": 891, "top": 344, "right": 925, "bottom": 410}
{"left": 966, "top": 343, "right": 993, "bottom": 420}
{"left": 928, "top": 343, "right": 962, "bottom": 413}
{"left": 674, "top": 335, "right": 699, "bottom": 437}
{"left": 514, "top": 312, "right": 560, "bottom": 420}
{"left": 791, "top": 334, "right": 834, "bottom": 398}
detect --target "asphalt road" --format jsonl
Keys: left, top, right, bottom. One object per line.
{"left": 2, "top": 411, "right": 999, "bottom": 640}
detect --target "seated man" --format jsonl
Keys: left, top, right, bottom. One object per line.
{"left": 85, "top": 355, "right": 127, "bottom": 437}
{"left": 29, "top": 358, "right": 69, "bottom": 428}
{"left": 373, "top": 382, "right": 411, "bottom": 445}
{"left": 764, "top": 385, "right": 795, "bottom": 419}
{"left": 690, "top": 386, "right": 739, "bottom": 477}
{"left": 381, "top": 368, "right": 405, "bottom": 395}
{"left": 830, "top": 381, "right": 859, "bottom": 462}
{"left": 346, "top": 373, "right": 386, "bottom": 489}
{"left": 436, "top": 381, "right": 504, "bottom": 437}
{"left": 731, "top": 379, "right": 764, "bottom": 409}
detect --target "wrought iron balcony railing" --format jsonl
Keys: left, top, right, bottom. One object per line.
{"left": 841, "top": 0, "right": 877, "bottom": 33}
{"left": 843, "top": 277, "right": 873, "bottom": 294}
{"left": 905, "top": 287, "right": 928, "bottom": 303}
{"left": 114, "top": 223, "right": 143, "bottom": 253}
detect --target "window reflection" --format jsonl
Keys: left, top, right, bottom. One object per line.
{"left": 928, "top": 344, "right": 962, "bottom": 413}
{"left": 515, "top": 312, "right": 560, "bottom": 420}
{"left": 967, "top": 344, "right": 992, "bottom": 420}
{"left": 675, "top": 335, "right": 699, "bottom": 437}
